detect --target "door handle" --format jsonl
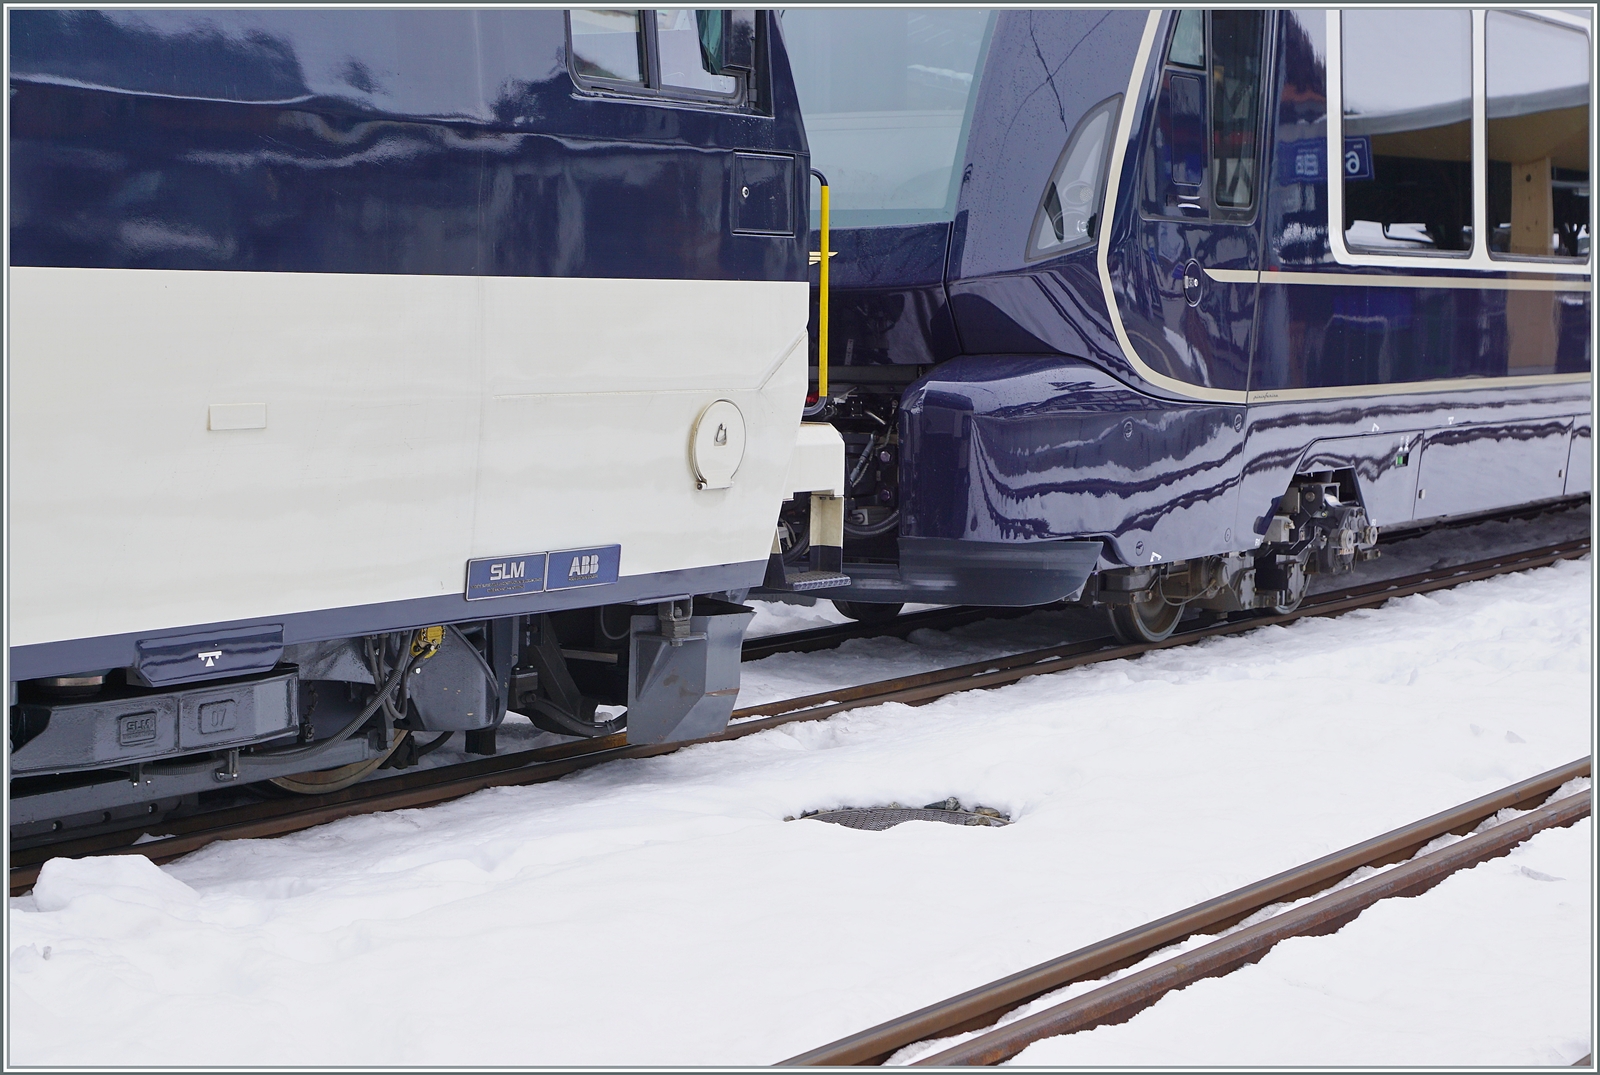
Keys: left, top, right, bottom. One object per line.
{"left": 1182, "top": 259, "right": 1203, "bottom": 307}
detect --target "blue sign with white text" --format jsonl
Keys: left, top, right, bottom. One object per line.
{"left": 1341, "top": 136, "right": 1372, "bottom": 181}
{"left": 1275, "top": 137, "right": 1374, "bottom": 184}
{"left": 1277, "top": 138, "right": 1326, "bottom": 183}
{"left": 466, "top": 552, "right": 548, "bottom": 601}
{"left": 546, "top": 545, "right": 622, "bottom": 589}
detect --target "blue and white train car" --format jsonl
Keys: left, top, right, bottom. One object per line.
{"left": 778, "top": 8, "right": 1591, "bottom": 640}
{"left": 7, "top": 9, "right": 844, "bottom": 835}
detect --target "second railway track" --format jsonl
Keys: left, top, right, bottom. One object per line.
{"left": 10, "top": 536, "right": 1590, "bottom": 895}
{"left": 780, "top": 758, "right": 1592, "bottom": 1066}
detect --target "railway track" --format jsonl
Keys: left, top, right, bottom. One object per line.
{"left": 780, "top": 758, "right": 1592, "bottom": 1066}
{"left": 741, "top": 500, "right": 1590, "bottom": 660}
{"left": 9, "top": 536, "right": 1589, "bottom": 895}
{"left": 777, "top": 755, "right": 1587, "bottom": 1068}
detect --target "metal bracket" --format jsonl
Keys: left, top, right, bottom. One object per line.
{"left": 653, "top": 599, "right": 707, "bottom": 648}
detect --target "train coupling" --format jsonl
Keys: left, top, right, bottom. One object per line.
{"left": 758, "top": 422, "right": 850, "bottom": 593}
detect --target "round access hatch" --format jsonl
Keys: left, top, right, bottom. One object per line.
{"left": 690, "top": 399, "right": 747, "bottom": 490}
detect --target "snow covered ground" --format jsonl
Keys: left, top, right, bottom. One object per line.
{"left": 7, "top": 512, "right": 1593, "bottom": 1066}
{"left": 881, "top": 774, "right": 1593, "bottom": 1067}
{"left": 1007, "top": 816, "right": 1594, "bottom": 1067}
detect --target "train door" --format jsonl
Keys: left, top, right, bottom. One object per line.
{"left": 1132, "top": 9, "right": 1268, "bottom": 394}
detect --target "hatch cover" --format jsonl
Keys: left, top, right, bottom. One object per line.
{"left": 792, "top": 798, "right": 1009, "bottom": 830}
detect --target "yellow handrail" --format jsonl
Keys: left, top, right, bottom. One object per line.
{"left": 811, "top": 168, "right": 830, "bottom": 400}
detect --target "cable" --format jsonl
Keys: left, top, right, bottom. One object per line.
{"left": 215, "top": 633, "right": 421, "bottom": 777}
{"left": 411, "top": 731, "right": 455, "bottom": 759}
{"left": 843, "top": 508, "right": 899, "bottom": 539}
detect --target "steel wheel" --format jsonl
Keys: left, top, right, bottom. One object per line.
{"left": 1263, "top": 563, "right": 1310, "bottom": 617}
{"left": 1267, "top": 590, "right": 1306, "bottom": 617}
{"left": 267, "top": 729, "right": 411, "bottom": 795}
{"left": 1106, "top": 592, "right": 1185, "bottom": 644}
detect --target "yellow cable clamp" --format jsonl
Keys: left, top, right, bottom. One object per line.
{"left": 411, "top": 625, "right": 445, "bottom": 660}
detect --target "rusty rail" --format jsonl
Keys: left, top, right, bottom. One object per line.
{"left": 783, "top": 758, "right": 1592, "bottom": 1066}
{"left": 11, "top": 537, "right": 1589, "bottom": 895}
{"left": 916, "top": 788, "right": 1591, "bottom": 1065}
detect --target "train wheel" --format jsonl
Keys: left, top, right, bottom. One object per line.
{"left": 267, "top": 730, "right": 412, "bottom": 795}
{"left": 1106, "top": 592, "right": 1185, "bottom": 644}
{"left": 1267, "top": 590, "right": 1306, "bottom": 616}
{"left": 832, "top": 600, "right": 905, "bottom": 625}
{"left": 1263, "top": 565, "right": 1310, "bottom": 617}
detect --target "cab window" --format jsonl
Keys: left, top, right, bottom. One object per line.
{"left": 568, "top": 9, "right": 748, "bottom": 103}
{"left": 570, "top": 9, "right": 646, "bottom": 85}
{"left": 657, "top": 10, "right": 737, "bottom": 96}
{"left": 1142, "top": 10, "right": 1265, "bottom": 219}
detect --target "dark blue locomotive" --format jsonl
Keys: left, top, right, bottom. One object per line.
{"left": 780, "top": 8, "right": 1591, "bottom": 640}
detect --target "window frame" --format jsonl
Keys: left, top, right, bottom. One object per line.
{"left": 566, "top": 9, "right": 650, "bottom": 91}
{"left": 1025, "top": 94, "right": 1124, "bottom": 262}
{"left": 1137, "top": 9, "right": 1268, "bottom": 226}
{"left": 1482, "top": 9, "right": 1592, "bottom": 263}
{"left": 566, "top": 9, "right": 749, "bottom": 108}
{"left": 1325, "top": 7, "right": 1592, "bottom": 273}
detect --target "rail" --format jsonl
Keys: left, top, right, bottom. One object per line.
{"left": 781, "top": 759, "right": 1591, "bottom": 1065}
{"left": 10, "top": 537, "right": 1589, "bottom": 895}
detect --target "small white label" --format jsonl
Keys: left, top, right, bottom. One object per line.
{"left": 208, "top": 403, "right": 267, "bottom": 431}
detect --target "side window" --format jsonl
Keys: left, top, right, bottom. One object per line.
{"left": 1027, "top": 96, "right": 1121, "bottom": 260}
{"left": 1340, "top": 9, "right": 1473, "bottom": 254}
{"left": 568, "top": 9, "right": 748, "bottom": 103}
{"left": 1210, "top": 10, "right": 1263, "bottom": 210}
{"left": 1142, "top": 10, "right": 1264, "bottom": 218}
{"left": 570, "top": 9, "right": 646, "bottom": 85}
{"left": 656, "top": 9, "right": 736, "bottom": 95}
{"left": 1486, "top": 12, "right": 1590, "bottom": 260}
{"left": 1168, "top": 9, "right": 1205, "bottom": 69}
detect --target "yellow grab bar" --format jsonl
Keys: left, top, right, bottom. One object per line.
{"left": 811, "top": 168, "right": 830, "bottom": 400}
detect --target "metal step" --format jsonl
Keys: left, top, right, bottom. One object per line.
{"left": 776, "top": 569, "right": 851, "bottom": 592}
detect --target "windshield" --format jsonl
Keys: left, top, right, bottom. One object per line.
{"left": 781, "top": 8, "right": 994, "bottom": 228}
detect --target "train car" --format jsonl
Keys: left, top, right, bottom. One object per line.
{"left": 6, "top": 9, "right": 847, "bottom": 838}
{"left": 775, "top": 7, "right": 1591, "bottom": 639}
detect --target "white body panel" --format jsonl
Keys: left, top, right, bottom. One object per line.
{"left": 785, "top": 422, "right": 846, "bottom": 499}
{"left": 8, "top": 267, "right": 809, "bottom": 647}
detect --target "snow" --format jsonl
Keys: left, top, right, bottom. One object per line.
{"left": 7, "top": 512, "right": 1592, "bottom": 1066}
{"left": 883, "top": 775, "right": 1593, "bottom": 1066}
{"left": 744, "top": 597, "right": 943, "bottom": 638}
{"left": 1007, "top": 816, "right": 1594, "bottom": 1068}
{"left": 745, "top": 594, "right": 856, "bottom": 637}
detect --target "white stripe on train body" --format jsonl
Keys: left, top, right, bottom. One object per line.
{"left": 8, "top": 267, "right": 809, "bottom": 649}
